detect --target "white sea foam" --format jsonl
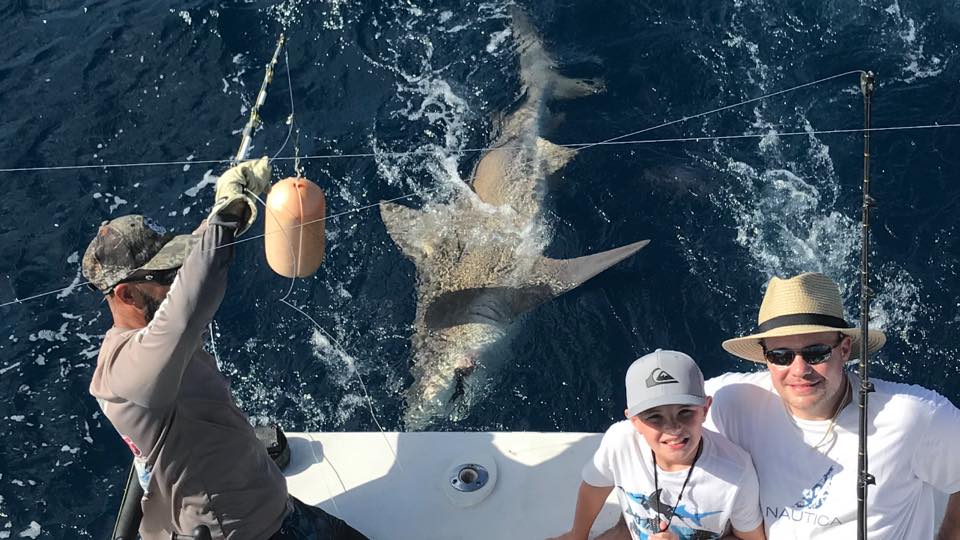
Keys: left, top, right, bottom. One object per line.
{"left": 688, "top": 21, "right": 932, "bottom": 375}
{"left": 16, "top": 522, "right": 39, "bottom": 539}
{"left": 882, "top": 0, "right": 944, "bottom": 82}
{"left": 184, "top": 170, "right": 217, "bottom": 198}
{"left": 268, "top": 0, "right": 308, "bottom": 30}
{"left": 0, "top": 363, "right": 20, "bottom": 376}
{"left": 486, "top": 28, "right": 511, "bottom": 53}
{"left": 29, "top": 324, "right": 69, "bottom": 343}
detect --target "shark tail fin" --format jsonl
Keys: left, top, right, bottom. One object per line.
{"left": 511, "top": 7, "right": 605, "bottom": 100}
{"left": 537, "top": 240, "right": 650, "bottom": 295}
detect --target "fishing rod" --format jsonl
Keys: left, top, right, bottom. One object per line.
{"left": 236, "top": 33, "right": 286, "bottom": 162}
{"left": 109, "top": 33, "right": 287, "bottom": 540}
{"left": 857, "top": 70, "right": 876, "bottom": 540}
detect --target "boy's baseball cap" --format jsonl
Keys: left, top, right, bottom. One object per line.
{"left": 82, "top": 215, "right": 195, "bottom": 294}
{"left": 625, "top": 349, "right": 706, "bottom": 417}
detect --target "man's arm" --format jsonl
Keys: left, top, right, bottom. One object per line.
{"left": 913, "top": 395, "right": 960, "bottom": 539}
{"left": 102, "top": 159, "right": 270, "bottom": 408}
{"left": 547, "top": 481, "right": 614, "bottom": 540}
{"left": 726, "top": 523, "right": 765, "bottom": 540}
{"left": 103, "top": 216, "right": 238, "bottom": 408}
{"left": 937, "top": 492, "right": 960, "bottom": 540}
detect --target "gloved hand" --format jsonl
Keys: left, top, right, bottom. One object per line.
{"left": 209, "top": 156, "right": 272, "bottom": 236}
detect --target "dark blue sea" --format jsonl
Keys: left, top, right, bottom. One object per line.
{"left": 1, "top": 0, "right": 959, "bottom": 536}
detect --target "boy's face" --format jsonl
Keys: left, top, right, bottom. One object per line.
{"left": 626, "top": 399, "right": 712, "bottom": 469}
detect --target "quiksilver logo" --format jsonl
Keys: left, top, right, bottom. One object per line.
{"left": 646, "top": 368, "right": 679, "bottom": 387}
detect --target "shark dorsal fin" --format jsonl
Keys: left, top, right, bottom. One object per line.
{"left": 471, "top": 138, "right": 577, "bottom": 206}
{"left": 537, "top": 240, "right": 650, "bottom": 295}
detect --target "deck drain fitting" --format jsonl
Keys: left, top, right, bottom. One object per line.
{"left": 444, "top": 455, "right": 497, "bottom": 508}
{"left": 450, "top": 464, "right": 488, "bottom": 492}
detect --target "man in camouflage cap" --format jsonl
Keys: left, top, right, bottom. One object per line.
{"left": 84, "top": 158, "right": 366, "bottom": 540}
{"left": 82, "top": 214, "right": 196, "bottom": 322}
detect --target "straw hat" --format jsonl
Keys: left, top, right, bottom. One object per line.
{"left": 722, "top": 272, "right": 886, "bottom": 363}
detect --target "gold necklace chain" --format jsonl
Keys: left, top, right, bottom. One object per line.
{"left": 781, "top": 375, "right": 851, "bottom": 452}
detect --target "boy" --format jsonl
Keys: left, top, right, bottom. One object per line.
{"left": 549, "top": 350, "right": 765, "bottom": 540}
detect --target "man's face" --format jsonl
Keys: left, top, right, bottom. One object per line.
{"left": 763, "top": 331, "right": 851, "bottom": 420}
{"left": 626, "top": 399, "right": 712, "bottom": 470}
{"left": 132, "top": 282, "right": 170, "bottom": 324}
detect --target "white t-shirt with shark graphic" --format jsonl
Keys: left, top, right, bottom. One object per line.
{"left": 582, "top": 420, "right": 763, "bottom": 540}
{"left": 705, "top": 371, "right": 960, "bottom": 539}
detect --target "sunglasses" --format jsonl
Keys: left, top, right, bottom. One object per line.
{"left": 762, "top": 337, "right": 844, "bottom": 366}
{"left": 99, "top": 269, "right": 179, "bottom": 295}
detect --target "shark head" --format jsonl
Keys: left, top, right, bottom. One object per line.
{"left": 402, "top": 322, "right": 507, "bottom": 429}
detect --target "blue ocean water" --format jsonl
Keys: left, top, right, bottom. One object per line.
{"left": 1, "top": 0, "right": 958, "bottom": 536}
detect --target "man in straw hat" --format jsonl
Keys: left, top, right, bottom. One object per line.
{"left": 84, "top": 158, "right": 367, "bottom": 539}
{"left": 702, "top": 272, "right": 960, "bottom": 538}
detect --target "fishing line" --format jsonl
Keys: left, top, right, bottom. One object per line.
{"left": 0, "top": 188, "right": 437, "bottom": 308}
{"left": 304, "top": 429, "right": 345, "bottom": 515}
{"left": 4, "top": 119, "right": 958, "bottom": 307}
{"left": 3, "top": 70, "right": 948, "bottom": 174}
{"left": 271, "top": 47, "right": 296, "bottom": 163}
{"left": 251, "top": 189, "right": 401, "bottom": 450}
{"left": 3, "top": 122, "right": 958, "bottom": 174}
{"left": 572, "top": 70, "right": 868, "bottom": 151}
{"left": 2, "top": 71, "right": 953, "bottom": 309}
{"left": 4, "top": 119, "right": 958, "bottom": 308}
{"left": 248, "top": 54, "right": 404, "bottom": 467}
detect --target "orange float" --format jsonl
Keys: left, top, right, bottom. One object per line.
{"left": 263, "top": 177, "right": 326, "bottom": 277}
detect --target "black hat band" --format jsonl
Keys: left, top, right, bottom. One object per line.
{"left": 757, "top": 313, "right": 851, "bottom": 333}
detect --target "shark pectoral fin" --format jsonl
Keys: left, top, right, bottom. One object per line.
{"left": 538, "top": 240, "right": 650, "bottom": 295}
{"left": 552, "top": 75, "right": 606, "bottom": 100}
{"left": 537, "top": 137, "right": 577, "bottom": 176}
{"left": 379, "top": 201, "right": 431, "bottom": 262}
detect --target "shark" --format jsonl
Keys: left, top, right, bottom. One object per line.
{"left": 379, "top": 10, "right": 649, "bottom": 429}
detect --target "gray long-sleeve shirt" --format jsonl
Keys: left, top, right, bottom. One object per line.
{"left": 90, "top": 218, "right": 289, "bottom": 539}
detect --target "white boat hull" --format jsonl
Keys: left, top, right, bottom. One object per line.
{"left": 285, "top": 431, "right": 951, "bottom": 539}
{"left": 284, "top": 432, "right": 622, "bottom": 540}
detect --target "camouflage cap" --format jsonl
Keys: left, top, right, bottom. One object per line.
{"left": 82, "top": 215, "right": 196, "bottom": 293}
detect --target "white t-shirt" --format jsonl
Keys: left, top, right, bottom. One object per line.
{"left": 582, "top": 420, "right": 763, "bottom": 540}
{"left": 705, "top": 371, "right": 960, "bottom": 539}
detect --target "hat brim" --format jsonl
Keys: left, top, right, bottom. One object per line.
{"left": 141, "top": 234, "right": 196, "bottom": 272}
{"left": 722, "top": 324, "right": 886, "bottom": 363}
{"left": 626, "top": 394, "right": 707, "bottom": 418}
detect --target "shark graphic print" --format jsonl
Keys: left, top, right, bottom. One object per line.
{"left": 620, "top": 488, "right": 723, "bottom": 540}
